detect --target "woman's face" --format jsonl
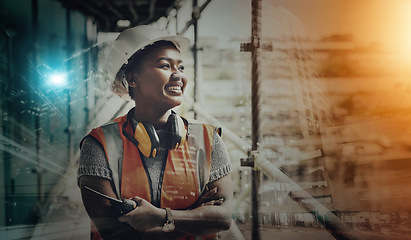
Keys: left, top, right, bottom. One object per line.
{"left": 130, "top": 45, "right": 187, "bottom": 111}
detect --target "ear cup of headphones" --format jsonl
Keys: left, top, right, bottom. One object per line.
{"left": 134, "top": 122, "right": 160, "bottom": 158}
{"left": 167, "top": 114, "right": 187, "bottom": 150}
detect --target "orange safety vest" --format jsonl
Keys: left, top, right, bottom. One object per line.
{"left": 85, "top": 111, "right": 220, "bottom": 240}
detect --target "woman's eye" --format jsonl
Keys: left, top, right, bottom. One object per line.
{"left": 160, "top": 64, "right": 170, "bottom": 69}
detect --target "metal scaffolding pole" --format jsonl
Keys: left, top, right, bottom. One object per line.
{"left": 177, "top": 0, "right": 213, "bottom": 119}
{"left": 65, "top": 8, "right": 73, "bottom": 164}
{"left": 240, "top": 0, "right": 263, "bottom": 239}
{"left": 250, "top": 0, "right": 262, "bottom": 237}
{"left": 31, "top": 0, "right": 43, "bottom": 205}
{"left": 192, "top": 0, "right": 199, "bottom": 119}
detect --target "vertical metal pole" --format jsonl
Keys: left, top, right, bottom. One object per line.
{"left": 251, "top": 0, "right": 262, "bottom": 239}
{"left": 251, "top": 168, "right": 261, "bottom": 239}
{"left": 83, "top": 19, "right": 90, "bottom": 124}
{"left": 175, "top": 7, "right": 179, "bottom": 35}
{"left": 0, "top": 28, "right": 12, "bottom": 227}
{"left": 32, "top": 0, "right": 42, "bottom": 203}
{"left": 192, "top": 0, "right": 199, "bottom": 119}
{"left": 66, "top": 8, "right": 73, "bottom": 163}
{"left": 31, "top": 0, "right": 38, "bottom": 63}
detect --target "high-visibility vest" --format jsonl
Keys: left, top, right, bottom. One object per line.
{"left": 85, "top": 112, "right": 220, "bottom": 240}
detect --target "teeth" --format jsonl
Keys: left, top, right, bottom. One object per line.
{"left": 168, "top": 86, "right": 181, "bottom": 91}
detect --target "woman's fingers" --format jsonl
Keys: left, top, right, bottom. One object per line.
{"left": 202, "top": 187, "right": 218, "bottom": 197}
{"left": 131, "top": 196, "right": 144, "bottom": 206}
{"left": 200, "top": 197, "right": 225, "bottom": 206}
{"left": 118, "top": 214, "right": 128, "bottom": 223}
{"left": 117, "top": 197, "right": 143, "bottom": 223}
{"left": 198, "top": 187, "right": 218, "bottom": 201}
{"left": 118, "top": 196, "right": 164, "bottom": 231}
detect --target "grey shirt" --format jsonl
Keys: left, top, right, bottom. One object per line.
{"left": 78, "top": 124, "right": 232, "bottom": 206}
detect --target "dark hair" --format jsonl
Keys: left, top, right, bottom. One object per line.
{"left": 125, "top": 41, "right": 177, "bottom": 100}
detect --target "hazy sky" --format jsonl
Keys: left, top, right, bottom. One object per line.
{"left": 192, "top": 0, "right": 411, "bottom": 51}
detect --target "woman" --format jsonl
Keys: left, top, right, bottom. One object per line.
{"left": 78, "top": 25, "right": 233, "bottom": 240}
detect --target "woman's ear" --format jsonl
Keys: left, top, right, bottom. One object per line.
{"left": 125, "top": 72, "right": 138, "bottom": 88}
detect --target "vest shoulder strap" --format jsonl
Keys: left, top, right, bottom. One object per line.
{"left": 187, "top": 119, "right": 222, "bottom": 136}
{"left": 100, "top": 121, "right": 124, "bottom": 198}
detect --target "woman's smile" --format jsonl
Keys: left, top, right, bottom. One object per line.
{"left": 165, "top": 82, "right": 184, "bottom": 95}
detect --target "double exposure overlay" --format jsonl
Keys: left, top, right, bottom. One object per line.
{"left": 1, "top": 0, "right": 411, "bottom": 239}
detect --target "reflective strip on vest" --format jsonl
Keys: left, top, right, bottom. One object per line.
{"left": 101, "top": 121, "right": 124, "bottom": 198}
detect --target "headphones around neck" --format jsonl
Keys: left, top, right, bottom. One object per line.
{"left": 126, "top": 113, "right": 187, "bottom": 158}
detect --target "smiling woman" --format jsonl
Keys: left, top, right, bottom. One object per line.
{"left": 125, "top": 41, "right": 187, "bottom": 115}
{"left": 77, "top": 25, "right": 233, "bottom": 240}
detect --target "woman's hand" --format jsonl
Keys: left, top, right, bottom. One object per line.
{"left": 118, "top": 196, "right": 166, "bottom": 232}
{"left": 194, "top": 186, "right": 225, "bottom": 207}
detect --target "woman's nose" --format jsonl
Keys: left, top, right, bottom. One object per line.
{"left": 171, "top": 69, "right": 183, "bottom": 80}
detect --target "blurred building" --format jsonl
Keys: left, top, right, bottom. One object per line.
{"left": 314, "top": 35, "right": 411, "bottom": 216}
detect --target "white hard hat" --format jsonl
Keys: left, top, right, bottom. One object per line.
{"left": 108, "top": 25, "right": 190, "bottom": 100}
